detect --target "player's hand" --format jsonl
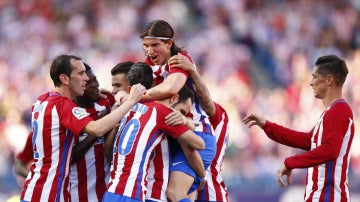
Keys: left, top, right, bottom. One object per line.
{"left": 242, "top": 113, "right": 266, "bottom": 128}
{"left": 165, "top": 110, "right": 187, "bottom": 126}
{"left": 127, "top": 84, "right": 146, "bottom": 105}
{"left": 115, "top": 91, "right": 129, "bottom": 106}
{"left": 278, "top": 165, "right": 292, "bottom": 188}
{"left": 99, "top": 88, "right": 112, "bottom": 99}
{"left": 197, "top": 176, "right": 206, "bottom": 191}
{"left": 168, "top": 53, "right": 195, "bottom": 72}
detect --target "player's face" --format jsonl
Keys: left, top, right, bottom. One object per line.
{"left": 112, "top": 73, "right": 130, "bottom": 95}
{"left": 172, "top": 98, "right": 192, "bottom": 116}
{"left": 84, "top": 70, "right": 100, "bottom": 101}
{"left": 142, "top": 38, "right": 172, "bottom": 65}
{"left": 310, "top": 66, "right": 328, "bottom": 99}
{"left": 69, "top": 60, "right": 89, "bottom": 97}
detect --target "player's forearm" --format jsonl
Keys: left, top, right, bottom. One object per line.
{"left": 181, "top": 145, "right": 206, "bottom": 178}
{"left": 103, "top": 126, "right": 119, "bottom": 162}
{"left": 188, "top": 69, "right": 215, "bottom": 116}
{"left": 144, "top": 73, "right": 187, "bottom": 100}
{"left": 178, "top": 131, "right": 205, "bottom": 150}
{"left": 84, "top": 101, "right": 133, "bottom": 137}
{"left": 72, "top": 135, "right": 98, "bottom": 164}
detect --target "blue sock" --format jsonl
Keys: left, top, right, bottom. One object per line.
{"left": 178, "top": 198, "right": 191, "bottom": 202}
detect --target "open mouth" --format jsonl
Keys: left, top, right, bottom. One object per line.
{"left": 150, "top": 55, "right": 159, "bottom": 63}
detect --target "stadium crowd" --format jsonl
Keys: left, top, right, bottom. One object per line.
{"left": 1, "top": 0, "right": 360, "bottom": 201}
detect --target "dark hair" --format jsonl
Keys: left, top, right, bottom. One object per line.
{"left": 127, "top": 62, "right": 153, "bottom": 89}
{"left": 174, "top": 86, "right": 195, "bottom": 106}
{"left": 111, "top": 61, "right": 134, "bottom": 76}
{"left": 50, "top": 55, "right": 82, "bottom": 87}
{"left": 315, "top": 55, "right": 348, "bottom": 86}
{"left": 140, "top": 20, "right": 182, "bottom": 56}
{"left": 84, "top": 62, "right": 91, "bottom": 72}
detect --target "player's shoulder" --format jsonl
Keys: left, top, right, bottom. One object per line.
{"left": 328, "top": 99, "right": 353, "bottom": 116}
{"left": 37, "top": 91, "right": 72, "bottom": 104}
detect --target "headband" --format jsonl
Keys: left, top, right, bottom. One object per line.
{"left": 143, "top": 36, "right": 172, "bottom": 40}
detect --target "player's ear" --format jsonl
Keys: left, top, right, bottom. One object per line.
{"left": 169, "top": 94, "right": 179, "bottom": 105}
{"left": 166, "top": 39, "right": 173, "bottom": 50}
{"left": 127, "top": 85, "right": 131, "bottom": 93}
{"left": 326, "top": 75, "right": 334, "bottom": 86}
{"left": 59, "top": 74, "right": 70, "bottom": 85}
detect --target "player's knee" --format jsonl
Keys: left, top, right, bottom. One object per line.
{"left": 166, "top": 186, "right": 187, "bottom": 202}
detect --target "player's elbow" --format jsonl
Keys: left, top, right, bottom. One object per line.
{"left": 83, "top": 121, "right": 106, "bottom": 137}
{"left": 192, "top": 137, "right": 205, "bottom": 150}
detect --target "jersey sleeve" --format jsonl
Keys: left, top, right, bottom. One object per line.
{"left": 263, "top": 121, "right": 312, "bottom": 150}
{"left": 168, "top": 51, "right": 192, "bottom": 78}
{"left": 155, "top": 104, "right": 189, "bottom": 139}
{"left": 16, "top": 132, "right": 34, "bottom": 164}
{"left": 209, "top": 102, "right": 224, "bottom": 128}
{"left": 58, "top": 98, "right": 93, "bottom": 136}
{"left": 284, "top": 103, "right": 354, "bottom": 169}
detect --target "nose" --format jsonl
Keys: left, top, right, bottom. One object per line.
{"left": 145, "top": 47, "right": 154, "bottom": 56}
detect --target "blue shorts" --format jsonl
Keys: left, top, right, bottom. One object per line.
{"left": 102, "top": 192, "right": 142, "bottom": 202}
{"left": 169, "top": 131, "right": 216, "bottom": 193}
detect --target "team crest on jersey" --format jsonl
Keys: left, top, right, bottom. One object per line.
{"left": 72, "top": 107, "right": 90, "bottom": 120}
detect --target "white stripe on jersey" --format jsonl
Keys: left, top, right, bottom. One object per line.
{"left": 334, "top": 118, "right": 353, "bottom": 202}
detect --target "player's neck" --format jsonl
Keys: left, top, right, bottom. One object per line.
{"left": 323, "top": 88, "right": 343, "bottom": 108}
{"left": 55, "top": 87, "right": 73, "bottom": 100}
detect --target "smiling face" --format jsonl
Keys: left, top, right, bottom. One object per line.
{"left": 310, "top": 65, "right": 328, "bottom": 99}
{"left": 112, "top": 73, "right": 130, "bottom": 95}
{"left": 69, "top": 59, "right": 89, "bottom": 97}
{"left": 84, "top": 70, "right": 100, "bottom": 101}
{"left": 142, "top": 37, "right": 172, "bottom": 65}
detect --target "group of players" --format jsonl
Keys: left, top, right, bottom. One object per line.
{"left": 15, "top": 20, "right": 230, "bottom": 202}
{"left": 15, "top": 18, "right": 355, "bottom": 202}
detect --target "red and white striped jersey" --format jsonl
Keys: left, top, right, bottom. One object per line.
{"left": 146, "top": 51, "right": 213, "bottom": 135}
{"left": 145, "top": 138, "right": 170, "bottom": 201}
{"left": 69, "top": 96, "right": 114, "bottom": 202}
{"left": 20, "top": 91, "right": 93, "bottom": 202}
{"left": 197, "top": 102, "right": 229, "bottom": 202}
{"left": 263, "top": 99, "right": 354, "bottom": 202}
{"left": 106, "top": 102, "right": 189, "bottom": 201}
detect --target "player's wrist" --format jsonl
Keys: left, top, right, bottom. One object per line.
{"left": 199, "top": 176, "right": 206, "bottom": 183}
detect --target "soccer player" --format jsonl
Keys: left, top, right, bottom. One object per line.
{"left": 170, "top": 55, "right": 230, "bottom": 202}
{"left": 20, "top": 55, "right": 145, "bottom": 202}
{"left": 111, "top": 61, "right": 133, "bottom": 95}
{"left": 68, "top": 63, "right": 115, "bottom": 202}
{"left": 103, "top": 62, "right": 206, "bottom": 202}
{"left": 243, "top": 55, "right": 354, "bottom": 202}
{"left": 140, "top": 20, "right": 216, "bottom": 202}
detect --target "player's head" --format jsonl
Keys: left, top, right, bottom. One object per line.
{"left": 314, "top": 55, "right": 348, "bottom": 87}
{"left": 171, "top": 86, "right": 195, "bottom": 116}
{"left": 50, "top": 54, "right": 84, "bottom": 87}
{"left": 140, "top": 20, "right": 182, "bottom": 65}
{"left": 111, "top": 61, "right": 133, "bottom": 95}
{"left": 83, "top": 63, "right": 101, "bottom": 101}
{"left": 127, "top": 62, "right": 153, "bottom": 90}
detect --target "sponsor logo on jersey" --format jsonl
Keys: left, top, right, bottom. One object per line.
{"left": 72, "top": 107, "right": 90, "bottom": 120}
